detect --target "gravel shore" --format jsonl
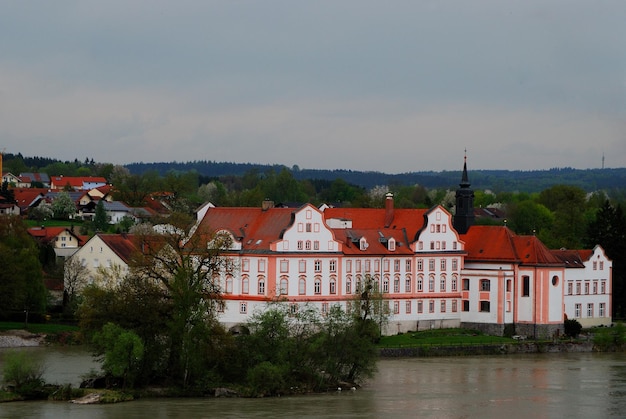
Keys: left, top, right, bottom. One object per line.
{"left": 0, "top": 330, "right": 44, "bottom": 348}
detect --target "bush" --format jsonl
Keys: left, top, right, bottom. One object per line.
{"left": 2, "top": 350, "right": 46, "bottom": 398}
{"left": 246, "top": 362, "right": 286, "bottom": 396}
{"left": 564, "top": 319, "right": 582, "bottom": 338}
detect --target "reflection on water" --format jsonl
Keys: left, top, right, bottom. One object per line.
{"left": 1, "top": 350, "right": 626, "bottom": 418}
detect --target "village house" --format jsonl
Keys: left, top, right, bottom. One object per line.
{"left": 27, "top": 226, "right": 87, "bottom": 259}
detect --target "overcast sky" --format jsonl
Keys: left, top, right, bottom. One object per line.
{"left": 1, "top": 1, "right": 625, "bottom": 173}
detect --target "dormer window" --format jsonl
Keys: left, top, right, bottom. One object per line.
{"left": 359, "top": 237, "right": 368, "bottom": 251}
{"left": 388, "top": 238, "right": 396, "bottom": 251}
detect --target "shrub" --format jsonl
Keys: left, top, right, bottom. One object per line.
{"left": 564, "top": 319, "right": 582, "bottom": 338}
{"left": 2, "top": 350, "right": 46, "bottom": 398}
{"left": 246, "top": 362, "right": 286, "bottom": 396}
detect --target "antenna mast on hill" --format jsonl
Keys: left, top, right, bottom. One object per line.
{"left": 602, "top": 152, "right": 605, "bottom": 169}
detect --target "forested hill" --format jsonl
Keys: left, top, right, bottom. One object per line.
{"left": 125, "top": 161, "right": 626, "bottom": 193}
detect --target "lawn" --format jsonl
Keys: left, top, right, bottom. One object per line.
{"left": 24, "top": 219, "right": 84, "bottom": 228}
{"left": 378, "top": 328, "right": 515, "bottom": 348}
{"left": 0, "top": 322, "right": 79, "bottom": 334}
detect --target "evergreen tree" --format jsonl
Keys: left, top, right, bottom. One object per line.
{"left": 585, "top": 201, "right": 626, "bottom": 317}
{"left": 93, "top": 200, "right": 108, "bottom": 232}
{"left": 0, "top": 216, "right": 47, "bottom": 317}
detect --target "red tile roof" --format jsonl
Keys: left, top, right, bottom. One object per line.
{"left": 96, "top": 234, "right": 141, "bottom": 264}
{"left": 462, "top": 225, "right": 562, "bottom": 266}
{"left": 27, "top": 226, "right": 87, "bottom": 246}
{"left": 13, "top": 188, "right": 48, "bottom": 209}
{"left": 195, "top": 207, "right": 296, "bottom": 251}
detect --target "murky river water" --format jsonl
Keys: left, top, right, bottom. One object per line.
{"left": 1, "top": 347, "right": 626, "bottom": 418}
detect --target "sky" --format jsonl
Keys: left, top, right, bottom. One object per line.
{"left": 1, "top": 1, "right": 625, "bottom": 173}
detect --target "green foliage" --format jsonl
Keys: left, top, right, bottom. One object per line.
{"left": 506, "top": 200, "right": 553, "bottom": 235}
{"left": 0, "top": 216, "right": 47, "bottom": 316}
{"left": 92, "top": 322, "right": 144, "bottom": 388}
{"left": 593, "top": 323, "right": 626, "bottom": 350}
{"left": 2, "top": 350, "right": 46, "bottom": 398}
{"left": 29, "top": 201, "right": 54, "bottom": 221}
{"left": 246, "top": 361, "right": 287, "bottom": 396}
{"left": 585, "top": 201, "right": 626, "bottom": 317}
{"left": 93, "top": 200, "right": 108, "bottom": 232}
{"left": 564, "top": 318, "right": 582, "bottom": 338}
{"left": 51, "top": 191, "right": 77, "bottom": 220}
{"left": 237, "top": 302, "right": 379, "bottom": 395}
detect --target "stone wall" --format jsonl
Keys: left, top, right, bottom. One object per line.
{"left": 379, "top": 341, "right": 594, "bottom": 358}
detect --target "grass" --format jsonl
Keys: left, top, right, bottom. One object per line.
{"left": 24, "top": 219, "right": 84, "bottom": 228}
{"left": 0, "top": 322, "right": 79, "bottom": 334}
{"left": 378, "top": 328, "right": 515, "bottom": 348}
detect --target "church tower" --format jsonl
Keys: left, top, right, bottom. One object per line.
{"left": 453, "top": 152, "right": 475, "bottom": 234}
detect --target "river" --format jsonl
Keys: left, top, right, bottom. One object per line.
{"left": 1, "top": 347, "right": 626, "bottom": 418}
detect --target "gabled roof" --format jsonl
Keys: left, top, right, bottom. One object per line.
{"left": 50, "top": 176, "right": 107, "bottom": 190}
{"left": 324, "top": 207, "right": 428, "bottom": 255}
{"left": 94, "top": 234, "right": 140, "bottom": 264}
{"left": 195, "top": 206, "right": 296, "bottom": 251}
{"left": 27, "top": 226, "right": 87, "bottom": 246}
{"left": 103, "top": 201, "right": 132, "bottom": 212}
{"left": 195, "top": 204, "right": 431, "bottom": 255}
{"left": 20, "top": 172, "right": 50, "bottom": 183}
{"left": 551, "top": 249, "right": 588, "bottom": 268}
{"left": 462, "top": 225, "right": 562, "bottom": 266}
{"left": 13, "top": 188, "right": 48, "bottom": 210}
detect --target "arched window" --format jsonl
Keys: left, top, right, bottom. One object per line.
{"left": 279, "top": 278, "right": 288, "bottom": 295}
{"left": 299, "top": 277, "right": 306, "bottom": 295}
{"left": 258, "top": 277, "right": 265, "bottom": 295}
{"left": 314, "top": 277, "right": 321, "bottom": 294}
{"left": 225, "top": 276, "right": 233, "bottom": 294}
{"left": 346, "top": 276, "right": 352, "bottom": 294}
{"left": 329, "top": 277, "right": 336, "bottom": 294}
{"left": 383, "top": 276, "right": 389, "bottom": 293}
{"left": 242, "top": 275, "right": 249, "bottom": 294}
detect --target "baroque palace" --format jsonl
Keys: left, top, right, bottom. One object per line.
{"left": 72, "top": 158, "right": 612, "bottom": 338}
{"left": 191, "top": 158, "right": 612, "bottom": 338}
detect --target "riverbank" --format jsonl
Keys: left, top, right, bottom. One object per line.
{"left": 0, "top": 330, "right": 45, "bottom": 348}
{"left": 379, "top": 340, "right": 595, "bottom": 357}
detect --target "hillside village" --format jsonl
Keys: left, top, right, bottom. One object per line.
{"left": 1, "top": 156, "right": 614, "bottom": 339}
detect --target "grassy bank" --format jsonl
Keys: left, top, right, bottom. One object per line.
{"left": 377, "top": 328, "right": 515, "bottom": 348}
{"left": 0, "top": 322, "right": 79, "bottom": 335}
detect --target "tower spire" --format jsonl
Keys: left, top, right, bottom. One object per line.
{"left": 460, "top": 148, "right": 470, "bottom": 186}
{"left": 453, "top": 150, "right": 475, "bottom": 234}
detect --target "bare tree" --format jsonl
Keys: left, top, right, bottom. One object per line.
{"left": 64, "top": 255, "right": 90, "bottom": 312}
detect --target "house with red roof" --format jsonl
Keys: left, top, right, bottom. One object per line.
{"left": 50, "top": 176, "right": 107, "bottom": 191}
{"left": 68, "top": 233, "right": 139, "bottom": 289}
{"left": 27, "top": 226, "right": 87, "bottom": 258}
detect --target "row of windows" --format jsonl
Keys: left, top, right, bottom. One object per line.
{"left": 239, "top": 299, "right": 461, "bottom": 315}
{"left": 224, "top": 276, "right": 463, "bottom": 296}
{"left": 417, "top": 241, "right": 459, "bottom": 251}
{"left": 240, "top": 257, "right": 461, "bottom": 274}
{"left": 574, "top": 302, "right": 607, "bottom": 318}
{"left": 567, "top": 281, "right": 607, "bottom": 295}
{"left": 592, "top": 261, "right": 605, "bottom": 270}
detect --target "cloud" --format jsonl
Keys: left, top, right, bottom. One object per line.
{"left": 1, "top": 1, "right": 625, "bottom": 172}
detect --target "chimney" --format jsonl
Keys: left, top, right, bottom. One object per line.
{"left": 384, "top": 192, "right": 394, "bottom": 228}
{"left": 262, "top": 199, "right": 274, "bottom": 211}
